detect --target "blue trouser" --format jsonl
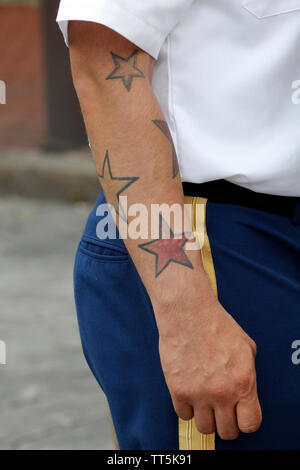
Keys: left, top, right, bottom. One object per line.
{"left": 74, "top": 190, "right": 300, "bottom": 450}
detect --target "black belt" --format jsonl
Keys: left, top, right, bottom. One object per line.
{"left": 182, "top": 180, "right": 298, "bottom": 219}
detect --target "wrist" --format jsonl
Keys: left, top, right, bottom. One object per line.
{"left": 149, "top": 272, "right": 218, "bottom": 332}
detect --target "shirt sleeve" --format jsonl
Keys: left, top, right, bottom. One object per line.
{"left": 56, "top": 0, "right": 194, "bottom": 59}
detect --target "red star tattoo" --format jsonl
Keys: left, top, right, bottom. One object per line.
{"left": 97, "top": 150, "right": 139, "bottom": 222}
{"left": 139, "top": 215, "right": 193, "bottom": 277}
{"left": 106, "top": 50, "right": 144, "bottom": 91}
{"left": 153, "top": 120, "right": 179, "bottom": 178}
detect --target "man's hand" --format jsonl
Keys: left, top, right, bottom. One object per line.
{"left": 157, "top": 292, "right": 262, "bottom": 440}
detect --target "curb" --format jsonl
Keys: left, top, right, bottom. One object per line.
{"left": 0, "top": 150, "right": 100, "bottom": 203}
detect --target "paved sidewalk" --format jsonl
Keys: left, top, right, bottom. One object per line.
{"left": 0, "top": 196, "right": 114, "bottom": 450}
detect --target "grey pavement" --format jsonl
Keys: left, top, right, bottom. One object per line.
{"left": 0, "top": 196, "right": 114, "bottom": 450}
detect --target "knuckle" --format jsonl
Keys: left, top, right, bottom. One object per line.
{"left": 172, "top": 384, "right": 189, "bottom": 402}
{"left": 219, "top": 430, "right": 239, "bottom": 441}
{"left": 235, "top": 372, "right": 253, "bottom": 396}
{"left": 210, "top": 381, "right": 230, "bottom": 402}
{"left": 173, "top": 383, "right": 203, "bottom": 403}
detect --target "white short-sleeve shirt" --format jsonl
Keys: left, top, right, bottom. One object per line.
{"left": 57, "top": 0, "right": 300, "bottom": 196}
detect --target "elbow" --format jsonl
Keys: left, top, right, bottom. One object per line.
{"left": 69, "top": 47, "right": 103, "bottom": 103}
{"left": 68, "top": 21, "right": 104, "bottom": 95}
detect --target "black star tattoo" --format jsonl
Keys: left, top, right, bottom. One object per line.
{"left": 106, "top": 50, "right": 144, "bottom": 91}
{"left": 139, "top": 214, "right": 193, "bottom": 277}
{"left": 97, "top": 150, "right": 139, "bottom": 222}
{"left": 152, "top": 120, "right": 179, "bottom": 178}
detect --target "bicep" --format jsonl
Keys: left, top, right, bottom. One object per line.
{"left": 68, "top": 21, "right": 154, "bottom": 88}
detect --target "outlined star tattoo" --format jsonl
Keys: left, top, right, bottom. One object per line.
{"left": 152, "top": 120, "right": 179, "bottom": 178}
{"left": 97, "top": 150, "right": 139, "bottom": 222}
{"left": 106, "top": 50, "right": 145, "bottom": 91}
{"left": 139, "top": 214, "right": 193, "bottom": 277}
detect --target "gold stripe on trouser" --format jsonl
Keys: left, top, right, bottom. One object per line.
{"left": 178, "top": 196, "right": 217, "bottom": 451}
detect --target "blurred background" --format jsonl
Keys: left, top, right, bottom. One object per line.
{"left": 0, "top": 0, "right": 114, "bottom": 449}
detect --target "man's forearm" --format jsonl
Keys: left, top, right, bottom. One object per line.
{"left": 68, "top": 21, "right": 213, "bottom": 316}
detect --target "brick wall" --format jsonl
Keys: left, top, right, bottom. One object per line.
{"left": 0, "top": 3, "right": 46, "bottom": 147}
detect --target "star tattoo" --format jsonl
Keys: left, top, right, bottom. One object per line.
{"left": 152, "top": 120, "right": 179, "bottom": 178}
{"left": 106, "top": 50, "right": 144, "bottom": 91}
{"left": 97, "top": 150, "right": 139, "bottom": 222}
{"left": 139, "top": 215, "right": 193, "bottom": 277}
